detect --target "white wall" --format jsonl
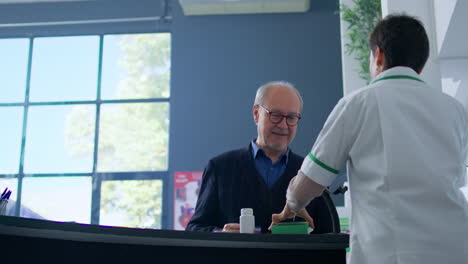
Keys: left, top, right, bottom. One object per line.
{"left": 381, "top": 0, "right": 443, "bottom": 90}
{"left": 440, "top": 59, "right": 468, "bottom": 109}
{"left": 381, "top": 0, "right": 468, "bottom": 195}
{"left": 434, "top": 0, "right": 468, "bottom": 111}
{"left": 433, "top": 0, "right": 457, "bottom": 54}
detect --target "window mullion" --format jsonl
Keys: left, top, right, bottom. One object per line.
{"left": 90, "top": 35, "right": 104, "bottom": 225}
{"left": 15, "top": 37, "right": 35, "bottom": 217}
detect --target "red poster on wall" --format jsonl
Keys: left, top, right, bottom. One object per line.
{"left": 174, "top": 171, "right": 202, "bottom": 230}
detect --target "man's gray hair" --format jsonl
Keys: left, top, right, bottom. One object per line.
{"left": 254, "top": 81, "right": 303, "bottom": 111}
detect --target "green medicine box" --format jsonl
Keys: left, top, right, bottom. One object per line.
{"left": 271, "top": 221, "right": 313, "bottom": 235}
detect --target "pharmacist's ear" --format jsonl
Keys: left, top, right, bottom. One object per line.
{"left": 374, "top": 45, "right": 386, "bottom": 73}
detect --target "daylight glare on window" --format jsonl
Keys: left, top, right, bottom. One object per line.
{"left": 0, "top": 33, "right": 171, "bottom": 228}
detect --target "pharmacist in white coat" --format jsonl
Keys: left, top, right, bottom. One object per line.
{"left": 270, "top": 14, "right": 468, "bottom": 264}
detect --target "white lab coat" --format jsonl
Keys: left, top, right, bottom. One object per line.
{"left": 300, "top": 67, "right": 468, "bottom": 264}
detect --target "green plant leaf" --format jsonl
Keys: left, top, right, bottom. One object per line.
{"left": 339, "top": 0, "right": 381, "bottom": 82}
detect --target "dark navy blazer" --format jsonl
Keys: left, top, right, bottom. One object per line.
{"left": 186, "top": 144, "right": 335, "bottom": 234}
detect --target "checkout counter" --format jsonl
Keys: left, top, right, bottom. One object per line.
{"left": 0, "top": 215, "right": 348, "bottom": 263}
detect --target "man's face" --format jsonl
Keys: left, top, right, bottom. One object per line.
{"left": 254, "top": 85, "right": 301, "bottom": 153}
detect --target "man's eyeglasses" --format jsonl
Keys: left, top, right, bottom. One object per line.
{"left": 258, "top": 105, "right": 301, "bottom": 126}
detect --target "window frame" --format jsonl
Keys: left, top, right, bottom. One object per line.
{"left": 0, "top": 33, "right": 172, "bottom": 229}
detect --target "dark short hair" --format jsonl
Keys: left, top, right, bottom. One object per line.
{"left": 369, "top": 14, "right": 429, "bottom": 73}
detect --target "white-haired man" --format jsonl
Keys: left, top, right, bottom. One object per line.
{"left": 187, "top": 81, "right": 335, "bottom": 233}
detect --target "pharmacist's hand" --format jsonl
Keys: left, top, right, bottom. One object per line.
{"left": 269, "top": 204, "right": 314, "bottom": 230}
{"left": 222, "top": 223, "right": 240, "bottom": 233}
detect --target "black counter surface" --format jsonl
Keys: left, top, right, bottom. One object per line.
{"left": 0, "top": 215, "right": 349, "bottom": 263}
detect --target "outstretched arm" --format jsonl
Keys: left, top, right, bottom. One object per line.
{"left": 286, "top": 171, "right": 325, "bottom": 212}
{"left": 270, "top": 171, "right": 325, "bottom": 230}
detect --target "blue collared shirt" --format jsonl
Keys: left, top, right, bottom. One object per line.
{"left": 251, "top": 140, "right": 290, "bottom": 189}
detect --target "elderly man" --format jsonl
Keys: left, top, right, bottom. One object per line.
{"left": 186, "top": 81, "right": 335, "bottom": 234}
{"left": 271, "top": 14, "right": 468, "bottom": 264}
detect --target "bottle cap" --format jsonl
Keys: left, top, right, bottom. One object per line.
{"left": 241, "top": 208, "right": 253, "bottom": 216}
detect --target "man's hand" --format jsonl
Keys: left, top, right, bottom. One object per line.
{"left": 222, "top": 223, "right": 240, "bottom": 233}
{"left": 269, "top": 204, "right": 315, "bottom": 231}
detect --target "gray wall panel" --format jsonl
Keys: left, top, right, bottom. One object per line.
{"left": 170, "top": 0, "right": 343, "bottom": 171}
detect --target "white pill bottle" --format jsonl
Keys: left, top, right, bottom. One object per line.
{"left": 240, "top": 208, "right": 255, "bottom": 233}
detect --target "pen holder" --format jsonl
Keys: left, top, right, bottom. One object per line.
{"left": 0, "top": 199, "right": 8, "bottom": 215}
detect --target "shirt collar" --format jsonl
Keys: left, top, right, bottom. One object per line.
{"left": 250, "top": 140, "right": 290, "bottom": 164}
{"left": 372, "top": 66, "right": 421, "bottom": 82}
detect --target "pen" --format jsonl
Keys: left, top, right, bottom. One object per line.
{"left": 1, "top": 190, "right": 12, "bottom": 200}
{"left": 1, "top": 188, "right": 8, "bottom": 199}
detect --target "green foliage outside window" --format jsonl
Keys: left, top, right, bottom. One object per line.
{"left": 100, "top": 180, "right": 163, "bottom": 229}
{"left": 340, "top": 0, "right": 381, "bottom": 82}
{"left": 64, "top": 33, "right": 170, "bottom": 228}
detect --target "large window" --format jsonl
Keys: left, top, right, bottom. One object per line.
{"left": 0, "top": 33, "right": 171, "bottom": 229}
